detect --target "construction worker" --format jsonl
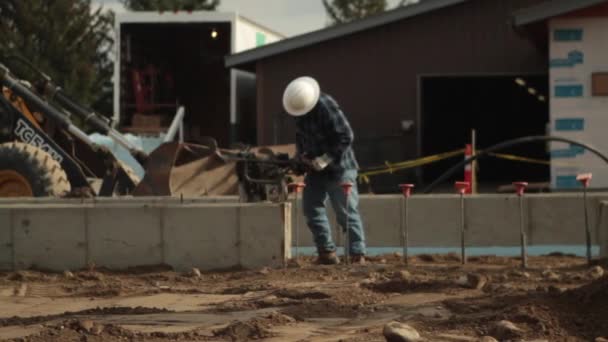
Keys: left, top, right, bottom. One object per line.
{"left": 283, "top": 76, "right": 366, "bottom": 265}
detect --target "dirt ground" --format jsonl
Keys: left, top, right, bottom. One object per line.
{"left": 0, "top": 254, "right": 606, "bottom": 341}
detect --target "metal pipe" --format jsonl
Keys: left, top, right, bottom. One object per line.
{"left": 53, "top": 89, "right": 146, "bottom": 156}
{"left": 341, "top": 183, "right": 353, "bottom": 265}
{"left": 460, "top": 192, "right": 466, "bottom": 264}
{"left": 455, "top": 182, "right": 469, "bottom": 265}
{"left": 164, "top": 107, "right": 185, "bottom": 143}
{"left": 67, "top": 125, "right": 95, "bottom": 146}
{"left": 514, "top": 182, "right": 528, "bottom": 269}
{"left": 577, "top": 174, "right": 593, "bottom": 265}
{"left": 584, "top": 186, "right": 591, "bottom": 264}
{"left": 399, "top": 184, "right": 414, "bottom": 265}
{"left": 520, "top": 195, "right": 527, "bottom": 268}
{"left": 289, "top": 183, "right": 306, "bottom": 260}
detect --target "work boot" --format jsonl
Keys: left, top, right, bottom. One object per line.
{"left": 351, "top": 254, "right": 366, "bottom": 265}
{"left": 316, "top": 251, "right": 340, "bottom": 265}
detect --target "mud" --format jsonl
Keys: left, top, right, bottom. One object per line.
{"left": 0, "top": 254, "right": 606, "bottom": 341}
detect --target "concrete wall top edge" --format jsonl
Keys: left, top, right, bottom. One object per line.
{"left": 1, "top": 193, "right": 607, "bottom": 205}
{"left": 359, "top": 193, "right": 608, "bottom": 200}
{"left": 0, "top": 202, "right": 285, "bottom": 210}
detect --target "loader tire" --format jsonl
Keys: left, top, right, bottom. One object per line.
{"left": 0, "top": 141, "right": 70, "bottom": 197}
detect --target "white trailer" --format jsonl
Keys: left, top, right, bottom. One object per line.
{"left": 112, "top": 11, "right": 283, "bottom": 146}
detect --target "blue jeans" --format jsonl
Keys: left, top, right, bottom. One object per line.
{"left": 303, "top": 169, "right": 366, "bottom": 255}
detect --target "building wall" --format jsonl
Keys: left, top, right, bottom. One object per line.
{"left": 549, "top": 14, "right": 608, "bottom": 189}
{"left": 255, "top": 0, "right": 548, "bottom": 182}
{"left": 235, "top": 17, "right": 283, "bottom": 52}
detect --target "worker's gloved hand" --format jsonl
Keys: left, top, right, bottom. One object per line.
{"left": 311, "top": 154, "right": 332, "bottom": 171}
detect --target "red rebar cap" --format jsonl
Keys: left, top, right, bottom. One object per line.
{"left": 341, "top": 182, "right": 353, "bottom": 195}
{"left": 288, "top": 182, "right": 306, "bottom": 193}
{"left": 399, "top": 184, "right": 415, "bottom": 198}
{"left": 513, "top": 182, "right": 528, "bottom": 196}
{"left": 576, "top": 173, "right": 592, "bottom": 188}
{"left": 455, "top": 181, "right": 470, "bottom": 195}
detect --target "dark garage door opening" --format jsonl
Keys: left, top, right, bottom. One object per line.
{"left": 421, "top": 75, "right": 549, "bottom": 191}
{"left": 120, "top": 23, "right": 232, "bottom": 145}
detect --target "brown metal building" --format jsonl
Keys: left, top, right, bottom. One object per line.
{"left": 226, "top": 0, "right": 605, "bottom": 192}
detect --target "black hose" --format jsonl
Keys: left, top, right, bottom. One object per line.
{"left": 423, "top": 136, "right": 608, "bottom": 194}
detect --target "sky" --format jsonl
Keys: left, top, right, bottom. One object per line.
{"left": 95, "top": 0, "right": 405, "bottom": 37}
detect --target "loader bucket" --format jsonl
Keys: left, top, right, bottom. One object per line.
{"left": 133, "top": 142, "right": 239, "bottom": 197}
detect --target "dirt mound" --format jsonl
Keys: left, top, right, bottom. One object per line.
{"left": 364, "top": 277, "right": 455, "bottom": 294}
{"left": 221, "top": 283, "right": 275, "bottom": 294}
{"left": 559, "top": 275, "right": 608, "bottom": 338}
{"left": 0, "top": 306, "right": 172, "bottom": 327}
{"left": 8, "top": 319, "right": 209, "bottom": 342}
{"left": 213, "top": 313, "right": 295, "bottom": 341}
{"left": 6, "top": 270, "right": 54, "bottom": 282}
{"left": 436, "top": 276, "right": 608, "bottom": 340}
{"left": 280, "top": 286, "right": 385, "bottom": 320}
{"left": 94, "top": 264, "right": 174, "bottom": 275}
{"left": 274, "top": 288, "right": 331, "bottom": 300}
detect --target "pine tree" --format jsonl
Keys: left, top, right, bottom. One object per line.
{"left": 323, "top": 0, "right": 417, "bottom": 25}
{"left": 120, "top": 0, "right": 220, "bottom": 11}
{"left": 0, "top": 0, "right": 115, "bottom": 116}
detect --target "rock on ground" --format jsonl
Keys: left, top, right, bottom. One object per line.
{"left": 394, "top": 270, "right": 412, "bottom": 281}
{"left": 489, "top": 320, "right": 524, "bottom": 340}
{"left": 589, "top": 266, "right": 604, "bottom": 279}
{"left": 541, "top": 270, "right": 560, "bottom": 281}
{"left": 383, "top": 321, "right": 421, "bottom": 342}
{"left": 191, "top": 268, "right": 202, "bottom": 278}
{"left": 479, "top": 337, "right": 498, "bottom": 342}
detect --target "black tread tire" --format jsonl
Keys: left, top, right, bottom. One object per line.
{"left": 0, "top": 141, "right": 71, "bottom": 197}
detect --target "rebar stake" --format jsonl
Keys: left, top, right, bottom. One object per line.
{"left": 455, "top": 181, "right": 470, "bottom": 265}
{"left": 341, "top": 182, "right": 353, "bottom": 265}
{"left": 288, "top": 182, "right": 306, "bottom": 260}
{"left": 513, "top": 182, "right": 529, "bottom": 269}
{"left": 576, "top": 173, "right": 593, "bottom": 265}
{"left": 399, "top": 184, "right": 415, "bottom": 266}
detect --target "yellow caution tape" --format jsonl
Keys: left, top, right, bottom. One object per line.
{"left": 488, "top": 152, "right": 581, "bottom": 168}
{"left": 358, "top": 150, "right": 567, "bottom": 184}
{"left": 358, "top": 149, "right": 465, "bottom": 183}
{"left": 486, "top": 152, "right": 551, "bottom": 165}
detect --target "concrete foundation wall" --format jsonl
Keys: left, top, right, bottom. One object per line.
{"left": 2, "top": 193, "right": 608, "bottom": 272}
{"left": 599, "top": 201, "right": 608, "bottom": 258}
{"left": 0, "top": 210, "right": 12, "bottom": 271}
{"left": 0, "top": 202, "right": 290, "bottom": 272}
{"left": 290, "top": 194, "right": 608, "bottom": 253}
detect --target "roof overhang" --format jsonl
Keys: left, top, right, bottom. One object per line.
{"left": 225, "top": 0, "right": 469, "bottom": 69}
{"left": 513, "top": 0, "right": 608, "bottom": 26}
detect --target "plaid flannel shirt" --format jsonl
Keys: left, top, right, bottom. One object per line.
{"left": 295, "top": 93, "right": 359, "bottom": 172}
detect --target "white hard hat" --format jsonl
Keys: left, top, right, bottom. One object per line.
{"left": 282, "top": 76, "right": 320, "bottom": 116}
